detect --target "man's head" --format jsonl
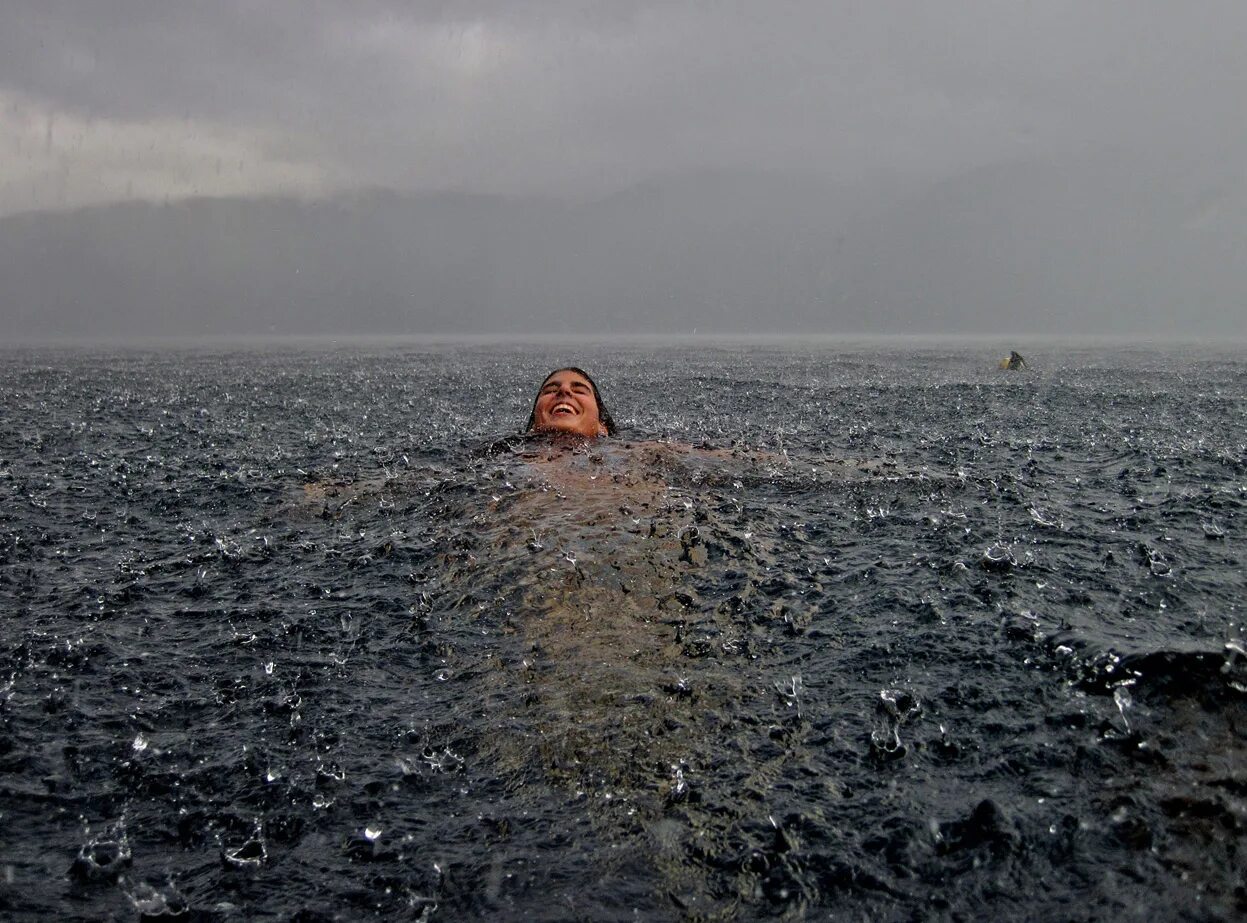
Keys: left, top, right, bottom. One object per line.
{"left": 527, "top": 367, "right": 616, "bottom": 438}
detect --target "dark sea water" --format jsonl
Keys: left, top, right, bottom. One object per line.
{"left": 1, "top": 339, "right": 1244, "bottom": 921}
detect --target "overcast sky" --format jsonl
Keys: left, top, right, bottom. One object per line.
{"left": 4, "top": 1, "right": 1246, "bottom": 216}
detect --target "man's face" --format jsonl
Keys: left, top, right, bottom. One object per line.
{"left": 531, "top": 370, "right": 606, "bottom": 438}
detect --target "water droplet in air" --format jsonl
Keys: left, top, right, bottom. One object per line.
{"left": 1113, "top": 684, "right": 1134, "bottom": 732}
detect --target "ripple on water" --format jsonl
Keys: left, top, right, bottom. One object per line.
{"left": 1, "top": 344, "right": 1244, "bottom": 920}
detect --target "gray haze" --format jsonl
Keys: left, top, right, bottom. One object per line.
{"left": 2, "top": 1, "right": 1245, "bottom": 339}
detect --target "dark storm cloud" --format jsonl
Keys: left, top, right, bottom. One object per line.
{"left": 5, "top": 1, "right": 1246, "bottom": 201}
{"left": 1, "top": 2, "right": 1244, "bottom": 338}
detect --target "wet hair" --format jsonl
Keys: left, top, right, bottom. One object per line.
{"left": 525, "top": 367, "right": 617, "bottom": 436}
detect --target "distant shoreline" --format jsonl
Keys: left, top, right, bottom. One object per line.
{"left": 3, "top": 331, "right": 1245, "bottom": 352}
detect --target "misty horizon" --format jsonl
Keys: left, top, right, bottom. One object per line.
{"left": 3, "top": 156, "right": 1244, "bottom": 341}
{"left": 1, "top": 3, "right": 1243, "bottom": 341}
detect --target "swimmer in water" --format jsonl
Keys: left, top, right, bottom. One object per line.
{"left": 526, "top": 367, "right": 617, "bottom": 438}
{"left": 300, "top": 364, "right": 922, "bottom": 514}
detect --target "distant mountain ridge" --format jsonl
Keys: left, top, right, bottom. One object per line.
{"left": 1, "top": 161, "right": 1242, "bottom": 339}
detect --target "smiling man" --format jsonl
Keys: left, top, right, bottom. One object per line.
{"left": 526, "top": 367, "right": 616, "bottom": 438}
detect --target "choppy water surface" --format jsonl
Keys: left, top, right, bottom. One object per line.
{"left": 1, "top": 340, "right": 1244, "bottom": 921}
